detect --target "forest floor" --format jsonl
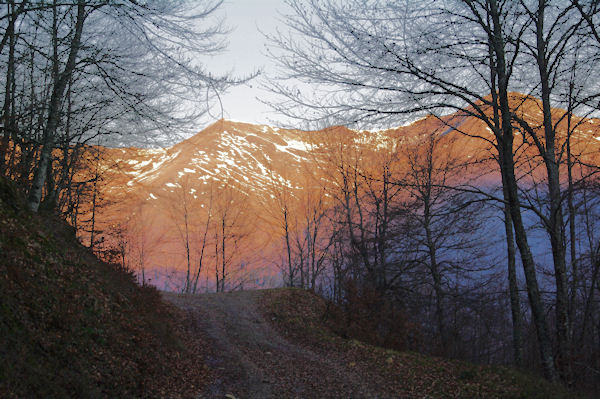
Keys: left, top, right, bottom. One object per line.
{"left": 163, "top": 288, "right": 574, "bottom": 399}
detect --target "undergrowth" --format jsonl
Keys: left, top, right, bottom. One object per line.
{"left": 0, "top": 176, "right": 207, "bottom": 398}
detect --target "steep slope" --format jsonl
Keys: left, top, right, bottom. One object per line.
{"left": 0, "top": 177, "right": 211, "bottom": 398}
{"left": 98, "top": 120, "right": 314, "bottom": 203}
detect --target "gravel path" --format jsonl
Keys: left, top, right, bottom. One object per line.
{"left": 162, "top": 291, "right": 374, "bottom": 399}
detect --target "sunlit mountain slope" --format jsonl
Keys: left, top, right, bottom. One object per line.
{"left": 78, "top": 95, "right": 600, "bottom": 290}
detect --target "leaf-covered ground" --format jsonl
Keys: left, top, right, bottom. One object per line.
{"left": 165, "top": 287, "right": 578, "bottom": 399}
{"left": 0, "top": 176, "right": 211, "bottom": 398}
{"left": 259, "top": 288, "right": 580, "bottom": 398}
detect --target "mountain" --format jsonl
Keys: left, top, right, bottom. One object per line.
{"left": 78, "top": 95, "right": 600, "bottom": 291}
{"left": 83, "top": 120, "right": 331, "bottom": 290}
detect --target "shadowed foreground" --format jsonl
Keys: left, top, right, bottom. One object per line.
{"left": 163, "top": 291, "right": 371, "bottom": 398}
{"left": 163, "top": 289, "right": 574, "bottom": 399}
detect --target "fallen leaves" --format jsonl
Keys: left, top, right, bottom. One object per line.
{"left": 0, "top": 186, "right": 212, "bottom": 398}
{"left": 256, "top": 288, "right": 573, "bottom": 399}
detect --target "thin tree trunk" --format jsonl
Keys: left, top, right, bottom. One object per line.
{"left": 503, "top": 178, "right": 523, "bottom": 366}
{"left": 580, "top": 187, "right": 599, "bottom": 343}
{"left": 184, "top": 212, "right": 191, "bottom": 293}
{"left": 89, "top": 162, "right": 98, "bottom": 251}
{"left": 221, "top": 217, "right": 226, "bottom": 292}
{"left": 489, "top": 55, "right": 523, "bottom": 367}
{"left": 0, "top": 1, "right": 27, "bottom": 57}
{"left": 425, "top": 216, "right": 446, "bottom": 355}
{"left": 534, "top": 2, "right": 571, "bottom": 380}
{"left": 284, "top": 207, "right": 294, "bottom": 287}
{"left": 192, "top": 197, "right": 211, "bottom": 294}
{"left": 489, "top": 0, "right": 557, "bottom": 381}
{"left": 27, "top": 0, "right": 86, "bottom": 212}
{"left": 566, "top": 100, "right": 578, "bottom": 332}
{"left": 215, "top": 229, "right": 220, "bottom": 292}
{"left": 0, "top": 0, "right": 16, "bottom": 174}
{"left": 377, "top": 167, "right": 390, "bottom": 292}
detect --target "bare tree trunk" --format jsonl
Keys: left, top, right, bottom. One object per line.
{"left": 489, "top": 0, "right": 557, "bottom": 381}
{"left": 566, "top": 95, "right": 578, "bottom": 333}
{"left": 427, "top": 221, "right": 447, "bottom": 355}
{"left": 89, "top": 159, "right": 98, "bottom": 251}
{"left": 192, "top": 192, "right": 212, "bottom": 294}
{"left": 306, "top": 215, "right": 313, "bottom": 290}
{"left": 580, "top": 184, "right": 599, "bottom": 343}
{"left": 221, "top": 217, "right": 226, "bottom": 292}
{"left": 0, "top": 0, "right": 16, "bottom": 174}
{"left": 503, "top": 185, "right": 523, "bottom": 366}
{"left": 0, "top": 1, "right": 27, "bottom": 57}
{"left": 490, "top": 57, "right": 523, "bottom": 367}
{"left": 184, "top": 213, "right": 191, "bottom": 293}
{"left": 498, "top": 75, "right": 556, "bottom": 383}
{"left": 295, "top": 234, "right": 306, "bottom": 289}
{"left": 27, "top": 0, "right": 86, "bottom": 212}
{"left": 284, "top": 207, "right": 294, "bottom": 287}
{"left": 214, "top": 229, "right": 220, "bottom": 292}
{"left": 534, "top": 2, "right": 571, "bottom": 380}
{"left": 376, "top": 166, "right": 390, "bottom": 292}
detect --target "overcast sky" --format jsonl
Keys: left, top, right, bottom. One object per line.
{"left": 205, "top": 0, "right": 289, "bottom": 126}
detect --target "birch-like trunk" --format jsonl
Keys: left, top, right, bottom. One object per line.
{"left": 27, "top": 1, "right": 86, "bottom": 212}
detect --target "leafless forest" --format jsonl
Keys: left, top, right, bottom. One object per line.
{"left": 1, "top": 0, "right": 599, "bottom": 393}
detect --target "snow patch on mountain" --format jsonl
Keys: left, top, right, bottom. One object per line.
{"left": 132, "top": 150, "right": 181, "bottom": 183}
{"left": 216, "top": 150, "right": 237, "bottom": 167}
{"left": 134, "top": 159, "right": 153, "bottom": 169}
{"left": 140, "top": 148, "right": 168, "bottom": 156}
{"left": 286, "top": 139, "right": 311, "bottom": 151}
{"left": 191, "top": 156, "right": 209, "bottom": 165}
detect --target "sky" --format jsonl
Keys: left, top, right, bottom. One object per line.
{"left": 205, "top": 0, "right": 289, "bottom": 126}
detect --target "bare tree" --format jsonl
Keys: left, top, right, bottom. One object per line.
{"left": 191, "top": 186, "right": 213, "bottom": 294}
{"left": 123, "top": 200, "right": 165, "bottom": 285}
{"left": 212, "top": 178, "right": 251, "bottom": 292}
{"left": 0, "top": 1, "right": 247, "bottom": 213}
{"left": 26, "top": 0, "right": 87, "bottom": 212}
{"left": 260, "top": 156, "right": 298, "bottom": 286}
{"left": 263, "top": 0, "right": 600, "bottom": 381}
{"left": 165, "top": 176, "right": 217, "bottom": 294}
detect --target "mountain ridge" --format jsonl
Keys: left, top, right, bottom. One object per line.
{"left": 77, "top": 96, "right": 600, "bottom": 290}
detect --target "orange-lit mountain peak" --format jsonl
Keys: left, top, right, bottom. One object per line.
{"left": 75, "top": 104, "right": 600, "bottom": 290}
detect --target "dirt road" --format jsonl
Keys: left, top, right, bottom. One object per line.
{"left": 162, "top": 291, "right": 375, "bottom": 399}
